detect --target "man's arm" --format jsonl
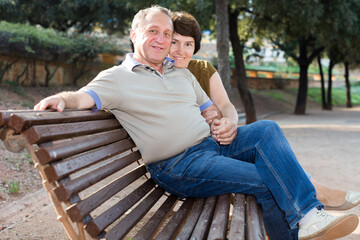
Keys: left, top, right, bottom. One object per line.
{"left": 34, "top": 91, "right": 95, "bottom": 112}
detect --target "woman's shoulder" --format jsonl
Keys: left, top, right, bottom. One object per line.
{"left": 188, "top": 59, "right": 213, "bottom": 69}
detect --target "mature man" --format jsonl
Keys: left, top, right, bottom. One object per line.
{"left": 35, "top": 6, "right": 358, "bottom": 240}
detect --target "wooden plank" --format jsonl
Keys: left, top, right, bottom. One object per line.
{"left": 155, "top": 198, "right": 195, "bottom": 240}
{"left": 23, "top": 118, "right": 120, "bottom": 144}
{"left": 43, "top": 139, "right": 135, "bottom": 181}
{"left": 229, "top": 194, "right": 246, "bottom": 240}
{"left": 8, "top": 109, "right": 114, "bottom": 133}
{"left": 66, "top": 165, "right": 147, "bottom": 222}
{"left": 133, "top": 195, "right": 178, "bottom": 240}
{"left": 36, "top": 128, "right": 129, "bottom": 164}
{"left": 103, "top": 187, "right": 165, "bottom": 239}
{"left": 54, "top": 151, "right": 141, "bottom": 201}
{"left": 207, "top": 194, "right": 231, "bottom": 240}
{"left": 177, "top": 198, "right": 206, "bottom": 239}
{"left": 190, "top": 196, "right": 217, "bottom": 240}
{"left": 0, "top": 110, "right": 49, "bottom": 126}
{"left": 85, "top": 179, "right": 157, "bottom": 238}
{"left": 245, "top": 195, "right": 266, "bottom": 240}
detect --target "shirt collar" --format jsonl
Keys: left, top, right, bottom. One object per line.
{"left": 122, "top": 53, "right": 175, "bottom": 71}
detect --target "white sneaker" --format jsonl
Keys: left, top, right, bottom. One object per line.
{"left": 298, "top": 209, "right": 359, "bottom": 240}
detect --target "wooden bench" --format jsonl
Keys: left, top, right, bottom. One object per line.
{"left": 0, "top": 109, "right": 266, "bottom": 240}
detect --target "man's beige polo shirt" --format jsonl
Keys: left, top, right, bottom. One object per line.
{"left": 80, "top": 54, "right": 212, "bottom": 163}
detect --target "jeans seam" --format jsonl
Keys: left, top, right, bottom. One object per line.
{"left": 255, "top": 143, "right": 302, "bottom": 215}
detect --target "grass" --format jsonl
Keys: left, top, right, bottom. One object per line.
{"left": 8, "top": 180, "right": 21, "bottom": 194}
{"left": 307, "top": 83, "right": 360, "bottom": 106}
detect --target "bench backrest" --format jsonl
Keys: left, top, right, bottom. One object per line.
{"left": 0, "top": 109, "right": 179, "bottom": 239}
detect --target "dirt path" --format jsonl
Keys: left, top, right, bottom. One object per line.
{"left": 1, "top": 106, "right": 359, "bottom": 239}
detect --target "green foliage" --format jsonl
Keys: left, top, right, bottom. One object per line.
{"left": 0, "top": 20, "right": 123, "bottom": 62}
{"left": 8, "top": 180, "right": 21, "bottom": 194}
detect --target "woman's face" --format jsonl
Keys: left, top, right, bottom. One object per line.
{"left": 169, "top": 33, "right": 195, "bottom": 68}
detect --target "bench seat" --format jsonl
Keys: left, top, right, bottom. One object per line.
{"left": 0, "top": 109, "right": 266, "bottom": 240}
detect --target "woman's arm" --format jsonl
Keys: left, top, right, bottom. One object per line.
{"left": 208, "top": 71, "right": 238, "bottom": 144}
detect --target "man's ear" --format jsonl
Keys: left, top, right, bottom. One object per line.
{"left": 130, "top": 29, "right": 136, "bottom": 43}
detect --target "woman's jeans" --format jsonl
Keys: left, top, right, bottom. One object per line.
{"left": 146, "top": 120, "right": 323, "bottom": 240}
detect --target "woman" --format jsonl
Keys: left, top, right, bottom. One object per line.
{"left": 169, "top": 10, "right": 360, "bottom": 211}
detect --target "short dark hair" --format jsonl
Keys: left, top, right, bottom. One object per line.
{"left": 172, "top": 11, "right": 202, "bottom": 54}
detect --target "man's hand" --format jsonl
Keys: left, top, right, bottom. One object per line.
{"left": 211, "top": 118, "right": 237, "bottom": 145}
{"left": 34, "top": 96, "right": 65, "bottom": 112}
{"left": 201, "top": 104, "right": 223, "bottom": 125}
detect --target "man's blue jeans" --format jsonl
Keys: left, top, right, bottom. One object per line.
{"left": 146, "top": 120, "right": 323, "bottom": 239}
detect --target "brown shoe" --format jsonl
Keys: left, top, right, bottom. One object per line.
{"left": 326, "top": 191, "right": 360, "bottom": 211}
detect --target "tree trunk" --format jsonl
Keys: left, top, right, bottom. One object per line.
{"left": 317, "top": 55, "right": 327, "bottom": 109}
{"left": 229, "top": 9, "right": 256, "bottom": 124}
{"left": 294, "top": 39, "right": 309, "bottom": 115}
{"left": 215, "top": 0, "right": 231, "bottom": 94}
{"left": 0, "top": 57, "right": 20, "bottom": 83}
{"left": 325, "top": 59, "right": 335, "bottom": 110}
{"left": 344, "top": 61, "right": 352, "bottom": 108}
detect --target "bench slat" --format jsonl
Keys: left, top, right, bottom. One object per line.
{"left": 0, "top": 110, "right": 49, "bottom": 126}
{"left": 177, "top": 198, "right": 206, "bottom": 239}
{"left": 229, "top": 194, "right": 246, "bottom": 240}
{"left": 86, "top": 179, "right": 157, "bottom": 238}
{"left": 54, "top": 151, "right": 142, "bottom": 201}
{"left": 66, "top": 165, "right": 147, "bottom": 222}
{"left": 246, "top": 195, "right": 266, "bottom": 239}
{"left": 190, "top": 196, "right": 217, "bottom": 239}
{"left": 8, "top": 110, "right": 114, "bottom": 132}
{"left": 103, "top": 186, "right": 165, "bottom": 240}
{"left": 155, "top": 198, "right": 195, "bottom": 240}
{"left": 36, "top": 128, "right": 129, "bottom": 164}
{"left": 133, "top": 195, "right": 178, "bottom": 240}
{"left": 44, "top": 139, "right": 135, "bottom": 181}
{"left": 208, "top": 194, "right": 231, "bottom": 240}
{"left": 23, "top": 118, "right": 121, "bottom": 144}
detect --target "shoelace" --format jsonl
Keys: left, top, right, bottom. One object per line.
{"left": 316, "top": 209, "right": 333, "bottom": 220}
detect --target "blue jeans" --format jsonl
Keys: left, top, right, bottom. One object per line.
{"left": 146, "top": 120, "right": 323, "bottom": 239}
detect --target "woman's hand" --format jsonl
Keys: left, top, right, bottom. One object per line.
{"left": 211, "top": 118, "right": 237, "bottom": 145}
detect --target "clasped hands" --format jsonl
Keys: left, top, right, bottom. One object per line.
{"left": 202, "top": 107, "right": 237, "bottom": 145}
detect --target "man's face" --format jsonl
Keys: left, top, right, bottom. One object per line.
{"left": 131, "top": 11, "right": 173, "bottom": 67}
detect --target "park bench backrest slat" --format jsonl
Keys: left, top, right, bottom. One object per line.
{"left": 85, "top": 179, "right": 157, "bottom": 238}
{"left": 43, "top": 138, "right": 135, "bottom": 182}
{"left": 66, "top": 165, "right": 147, "bottom": 222}
{"left": 54, "top": 150, "right": 142, "bottom": 202}
{"left": 8, "top": 110, "right": 114, "bottom": 133}
{"left": 23, "top": 118, "right": 121, "bottom": 144}
{"left": 91, "top": 186, "right": 166, "bottom": 239}
{"left": 36, "top": 128, "right": 129, "bottom": 164}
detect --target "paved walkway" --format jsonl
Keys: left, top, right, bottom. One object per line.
{"left": 1, "top": 106, "right": 360, "bottom": 239}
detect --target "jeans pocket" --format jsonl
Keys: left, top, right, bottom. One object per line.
{"left": 166, "top": 148, "right": 189, "bottom": 171}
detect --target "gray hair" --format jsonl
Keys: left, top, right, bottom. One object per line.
{"left": 131, "top": 5, "right": 172, "bottom": 32}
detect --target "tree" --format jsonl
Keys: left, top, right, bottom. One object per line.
{"left": 252, "top": 0, "right": 326, "bottom": 114}
{"left": 316, "top": 0, "right": 360, "bottom": 110}
{"left": 1, "top": 0, "right": 135, "bottom": 35}
{"left": 216, "top": 0, "right": 231, "bottom": 94}
{"left": 229, "top": 2, "right": 257, "bottom": 124}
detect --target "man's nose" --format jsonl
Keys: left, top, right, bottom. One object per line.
{"left": 156, "top": 34, "right": 166, "bottom": 43}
